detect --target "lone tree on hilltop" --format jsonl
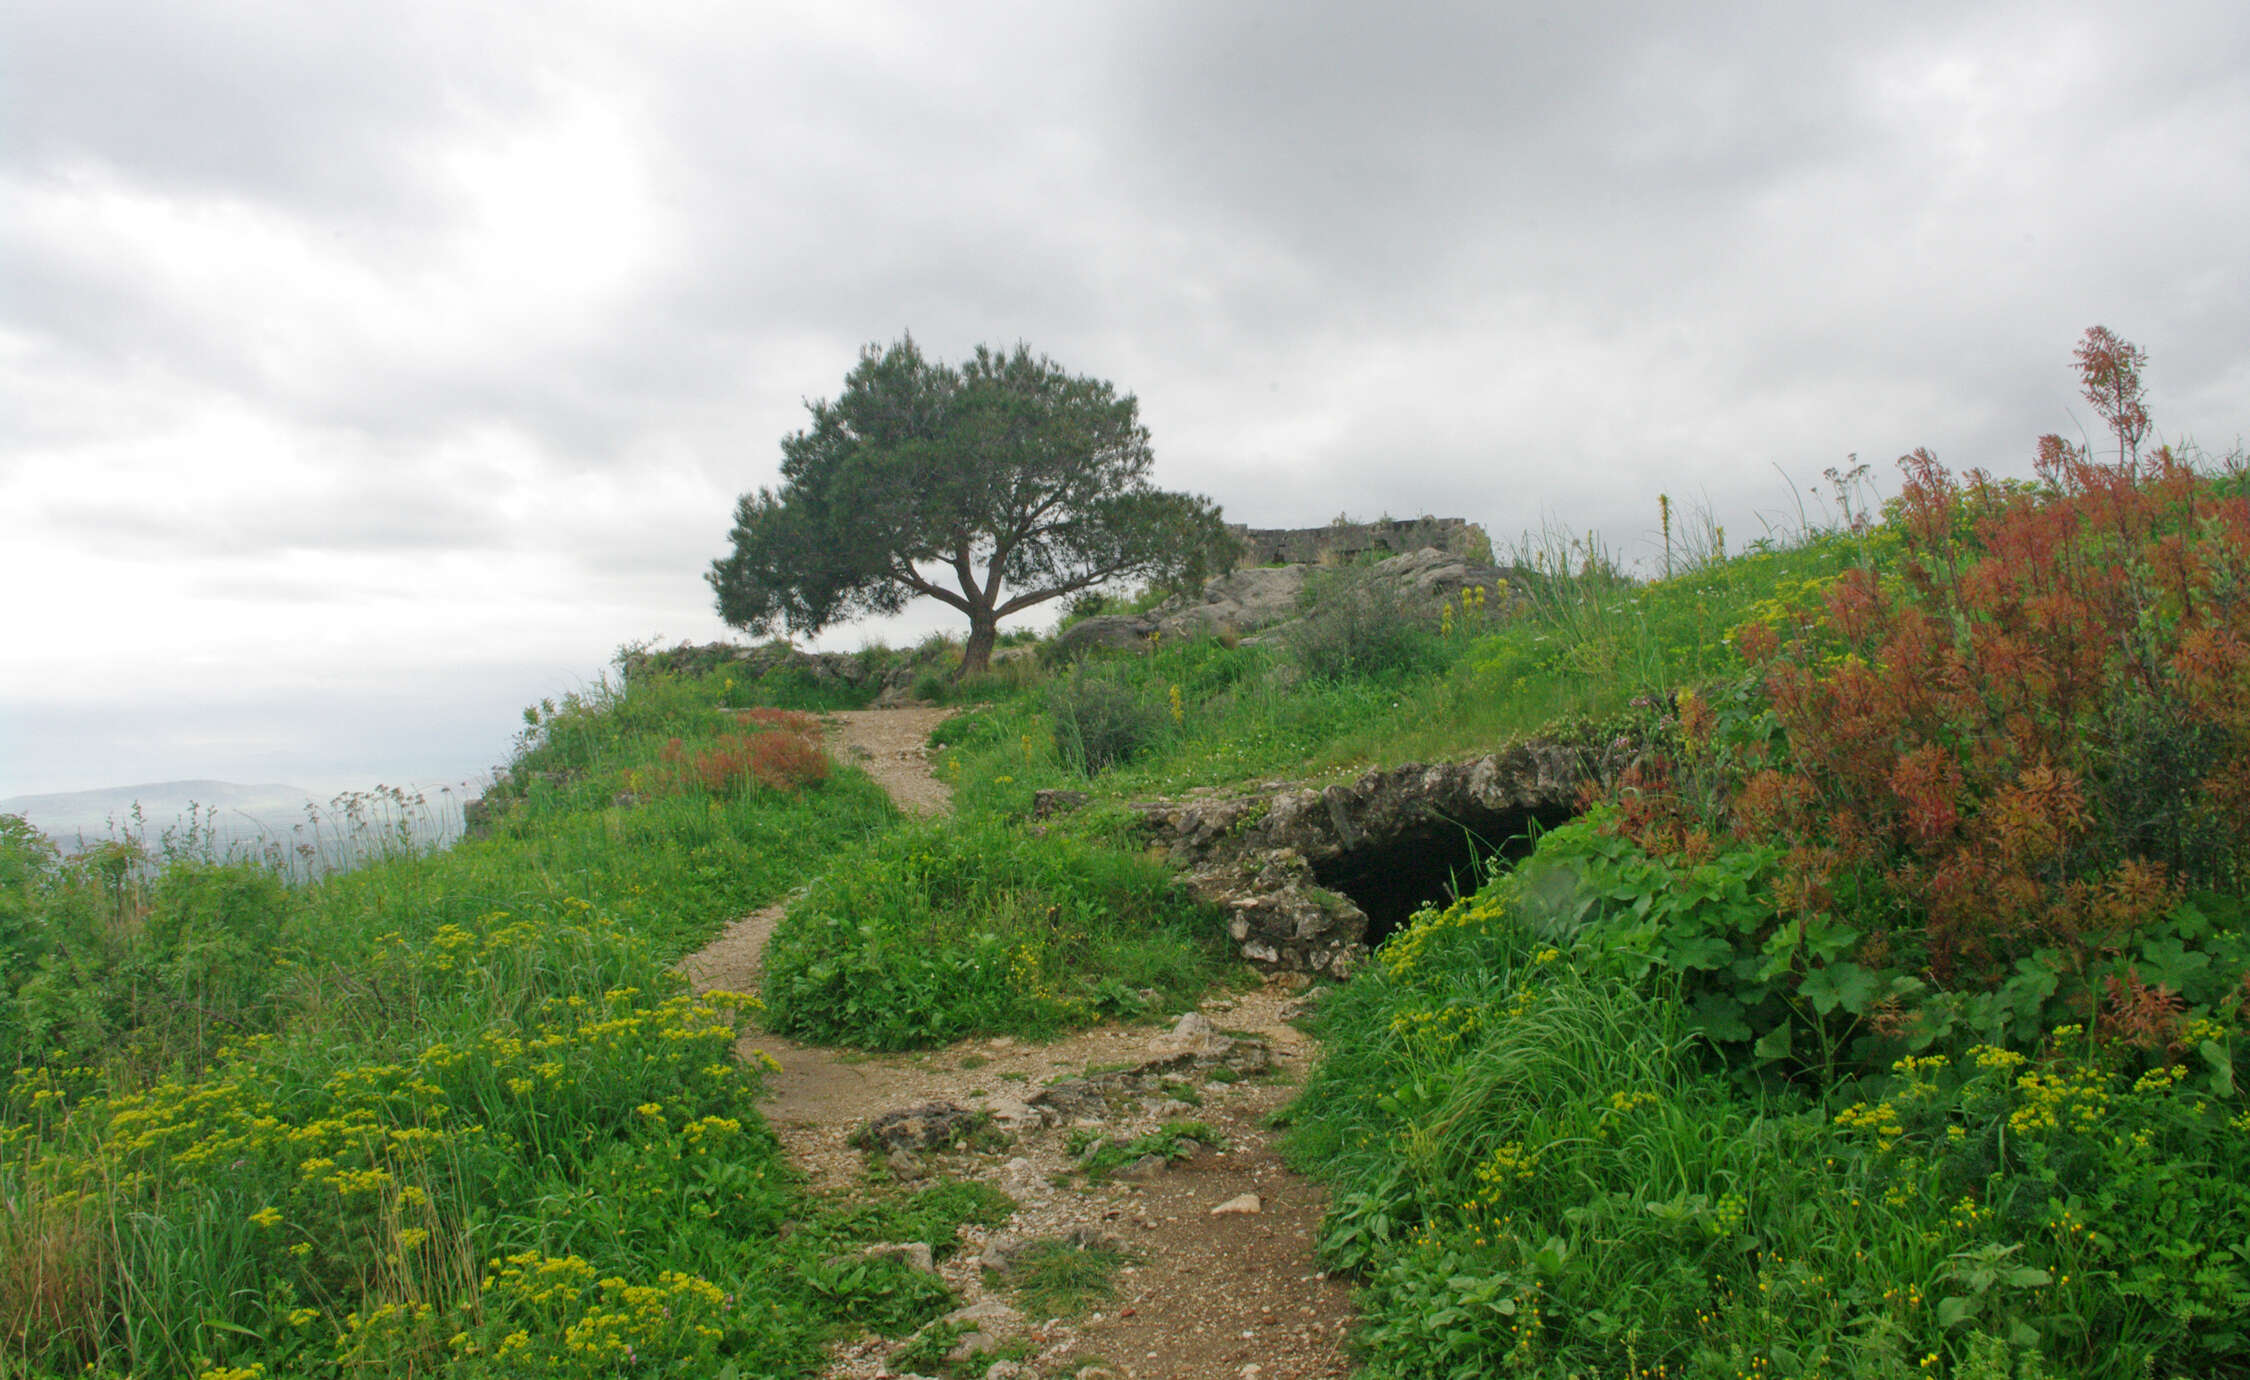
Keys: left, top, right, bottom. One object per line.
{"left": 709, "top": 336, "right": 1239, "bottom": 675}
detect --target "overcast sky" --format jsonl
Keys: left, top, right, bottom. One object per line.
{"left": 4, "top": 1, "right": 2247, "bottom": 800}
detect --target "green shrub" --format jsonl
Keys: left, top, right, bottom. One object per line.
{"left": 761, "top": 818, "right": 1225, "bottom": 1048}
{"left": 1050, "top": 669, "right": 1164, "bottom": 774}
{"left": 1289, "top": 878, "right": 2250, "bottom": 1378}
{"left": 1289, "top": 564, "right": 1440, "bottom": 681}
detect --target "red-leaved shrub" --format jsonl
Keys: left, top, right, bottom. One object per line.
{"left": 657, "top": 719, "right": 829, "bottom": 796}
{"left": 1631, "top": 329, "right": 2250, "bottom": 988}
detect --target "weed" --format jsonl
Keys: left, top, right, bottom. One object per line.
{"left": 992, "top": 1237, "right": 1130, "bottom": 1318}
{"left": 1289, "top": 563, "right": 1441, "bottom": 682}
{"left": 1075, "top": 1121, "right": 1222, "bottom": 1180}
{"left": 1051, "top": 669, "right": 1164, "bottom": 774}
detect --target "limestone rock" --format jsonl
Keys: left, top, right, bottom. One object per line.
{"left": 851, "top": 1101, "right": 988, "bottom": 1155}
{"left": 1148, "top": 1010, "right": 1233, "bottom": 1060}
{"left": 937, "top": 1297, "right": 1023, "bottom": 1363}
{"left": 1031, "top": 788, "right": 1091, "bottom": 820}
{"left": 1048, "top": 613, "right": 1156, "bottom": 660}
{"left": 1114, "top": 1152, "right": 1171, "bottom": 1182}
{"left": 1136, "top": 737, "right": 1612, "bottom": 972}
{"left": 1210, "top": 1193, "right": 1263, "bottom": 1216}
{"left": 1148, "top": 565, "right": 1308, "bottom": 642}
{"left": 830, "top": 1241, "right": 936, "bottom": 1275}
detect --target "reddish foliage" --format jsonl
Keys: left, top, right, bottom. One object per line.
{"left": 1619, "top": 329, "right": 2250, "bottom": 986}
{"left": 657, "top": 721, "right": 829, "bottom": 796}
{"left": 2096, "top": 967, "right": 2186, "bottom": 1053}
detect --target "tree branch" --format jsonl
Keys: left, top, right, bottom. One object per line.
{"left": 892, "top": 562, "right": 972, "bottom": 612}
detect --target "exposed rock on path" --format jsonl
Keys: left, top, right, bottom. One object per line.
{"left": 681, "top": 708, "right": 1356, "bottom": 1379}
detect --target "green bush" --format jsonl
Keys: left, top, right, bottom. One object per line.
{"left": 1288, "top": 564, "right": 1441, "bottom": 681}
{"left": 1288, "top": 876, "right": 2250, "bottom": 1378}
{"left": 761, "top": 818, "right": 1225, "bottom": 1049}
{"left": 1050, "top": 669, "right": 1164, "bottom": 774}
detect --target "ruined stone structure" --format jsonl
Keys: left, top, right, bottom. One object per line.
{"left": 1229, "top": 516, "right": 1492, "bottom": 568}
{"left": 1129, "top": 739, "right": 1621, "bottom": 974}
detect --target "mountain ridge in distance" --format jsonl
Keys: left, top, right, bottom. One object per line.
{"left": 0, "top": 780, "right": 325, "bottom": 849}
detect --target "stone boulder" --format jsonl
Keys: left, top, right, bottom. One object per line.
{"left": 1147, "top": 565, "right": 1309, "bottom": 641}
{"left": 1047, "top": 613, "right": 1158, "bottom": 661}
{"left": 1048, "top": 546, "right": 1526, "bottom": 663}
{"left": 849, "top": 1101, "right": 991, "bottom": 1155}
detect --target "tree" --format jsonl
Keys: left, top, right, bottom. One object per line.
{"left": 708, "top": 336, "right": 1239, "bottom": 674}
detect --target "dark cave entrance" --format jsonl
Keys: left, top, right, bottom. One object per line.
{"left": 1311, "top": 803, "right": 1578, "bottom": 947}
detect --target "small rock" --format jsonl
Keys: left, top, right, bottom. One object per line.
{"left": 1114, "top": 1153, "right": 1171, "bottom": 1182}
{"left": 998, "top": 1156, "right": 1050, "bottom": 1203}
{"left": 887, "top": 1150, "right": 928, "bottom": 1182}
{"left": 1210, "top": 1193, "right": 1263, "bottom": 1216}
{"left": 943, "top": 1297, "right": 1022, "bottom": 1330}
{"left": 985, "top": 1096, "right": 1042, "bottom": 1133}
{"left": 1149, "top": 1010, "right": 1234, "bottom": 1060}
{"left": 1031, "top": 788, "right": 1091, "bottom": 820}
{"left": 865, "top": 1241, "right": 936, "bottom": 1275}
{"left": 984, "top": 1363, "right": 1033, "bottom": 1380}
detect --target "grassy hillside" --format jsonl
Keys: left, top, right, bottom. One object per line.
{"left": 0, "top": 680, "right": 1024, "bottom": 1376}
{"left": 6, "top": 334, "right": 2245, "bottom": 1378}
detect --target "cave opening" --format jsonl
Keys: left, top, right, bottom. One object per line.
{"left": 1312, "top": 803, "right": 1577, "bottom": 948}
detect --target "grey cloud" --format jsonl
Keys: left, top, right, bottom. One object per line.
{"left": 4, "top": 1, "right": 2249, "bottom": 797}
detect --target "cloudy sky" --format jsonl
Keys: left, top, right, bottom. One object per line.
{"left": 4, "top": 1, "right": 2246, "bottom": 800}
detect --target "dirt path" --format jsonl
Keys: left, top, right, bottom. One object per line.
{"left": 682, "top": 709, "right": 1356, "bottom": 1380}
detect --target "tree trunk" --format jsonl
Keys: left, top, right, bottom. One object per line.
{"left": 960, "top": 610, "right": 999, "bottom": 677}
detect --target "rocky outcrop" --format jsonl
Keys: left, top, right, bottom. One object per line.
{"left": 1139, "top": 739, "right": 1612, "bottom": 973}
{"left": 1049, "top": 545, "right": 1526, "bottom": 661}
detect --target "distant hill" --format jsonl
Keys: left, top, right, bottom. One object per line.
{"left": 0, "top": 780, "right": 324, "bottom": 853}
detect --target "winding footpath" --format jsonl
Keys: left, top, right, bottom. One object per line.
{"left": 681, "top": 709, "right": 1356, "bottom": 1380}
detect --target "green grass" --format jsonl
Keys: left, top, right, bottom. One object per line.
{"left": 1286, "top": 883, "right": 2249, "bottom": 1378}
{"left": 990, "top": 1236, "right": 1130, "bottom": 1318}
{"left": 1070, "top": 1121, "right": 1223, "bottom": 1181}
{"left": 761, "top": 816, "right": 1231, "bottom": 1050}
{"left": 0, "top": 669, "right": 954, "bottom": 1378}
{"left": 11, "top": 444, "right": 2243, "bottom": 1378}
{"left": 920, "top": 530, "right": 1865, "bottom": 827}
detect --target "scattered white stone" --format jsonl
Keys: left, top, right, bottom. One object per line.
{"left": 998, "top": 1156, "right": 1050, "bottom": 1203}
{"left": 943, "top": 1298, "right": 1022, "bottom": 1330}
{"left": 1150, "top": 1010, "right": 1234, "bottom": 1060}
{"left": 1210, "top": 1193, "right": 1263, "bottom": 1216}
{"left": 985, "top": 1096, "right": 1042, "bottom": 1132}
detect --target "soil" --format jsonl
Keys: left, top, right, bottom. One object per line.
{"left": 681, "top": 708, "right": 1358, "bottom": 1380}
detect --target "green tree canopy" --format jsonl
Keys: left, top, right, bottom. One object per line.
{"left": 709, "top": 337, "right": 1238, "bottom": 673}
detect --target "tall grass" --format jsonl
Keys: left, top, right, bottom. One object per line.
{"left": 0, "top": 668, "right": 974, "bottom": 1377}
